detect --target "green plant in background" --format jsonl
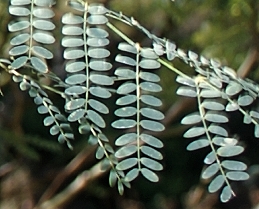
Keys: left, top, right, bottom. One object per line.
{"left": 1, "top": 0, "right": 259, "bottom": 205}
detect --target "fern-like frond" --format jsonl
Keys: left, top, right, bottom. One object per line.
{"left": 179, "top": 75, "right": 249, "bottom": 202}
{"left": 4, "top": 0, "right": 259, "bottom": 202}
{"left": 105, "top": 8, "right": 253, "bottom": 201}
{"left": 62, "top": 0, "right": 127, "bottom": 193}
{"left": 111, "top": 41, "right": 164, "bottom": 189}
{"left": 8, "top": 0, "right": 55, "bottom": 73}
{"left": 11, "top": 71, "right": 74, "bottom": 149}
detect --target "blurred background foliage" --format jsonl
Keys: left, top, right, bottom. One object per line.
{"left": 0, "top": 0, "right": 259, "bottom": 209}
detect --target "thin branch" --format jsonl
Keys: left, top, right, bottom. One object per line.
{"left": 0, "top": 162, "right": 15, "bottom": 178}
{"left": 237, "top": 47, "right": 258, "bottom": 78}
{"left": 37, "top": 145, "right": 97, "bottom": 204}
{"left": 34, "top": 161, "right": 106, "bottom": 209}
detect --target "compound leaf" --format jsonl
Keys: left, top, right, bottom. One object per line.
{"left": 115, "top": 106, "right": 137, "bottom": 117}
{"left": 65, "top": 98, "right": 85, "bottom": 111}
{"left": 140, "top": 120, "right": 164, "bottom": 132}
{"left": 33, "top": 8, "right": 55, "bottom": 18}
{"left": 116, "top": 158, "right": 138, "bottom": 170}
{"left": 140, "top": 134, "right": 163, "bottom": 148}
{"left": 226, "top": 171, "right": 249, "bottom": 181}
{"left": 187, "top": 139, "right": 210, "bottom": 151}
{"left": 204, "top": 151, "right": 216, "bottom": 165}
{"left": 225, "top": 82, "right": 242, "bottom": 96}
{"left": 139, "top": 72, "right": 160, "bottom": 82}
{"left": 141, "top": 157, "right": 162, "bottom": 171}
{"left": 221, "top": 160, "right": 247, "bottom": 171}
{"left": 208, "top": 124, "right": 228, "bottom": 137}
{"left": 115, "top": 145, "right": 138, "bottom": 158}
{"left": 88, "top": 48, "right": 110, "bottom": 59}
{"left": 141, "top": 168, "right": 159, "bottom": 182}
{"left": 237, "top": 95, "right": 254, "bottom": 106}
{"left": 139, "top": 59, "right": 161, "bottom": 69}
{"left": 90, "top": 74, "right": 114, "bottom": 85}
{"left": 116, "top": 95, "right": 137, "bottom": 106}
{"left": 140, "top": 95, "right": 162, "bottom": 107}
{"left": 202, "top": 99, "right": 225, "bottom": 111}
{"left": 112, "top": 119, "right": 136, "bottom": 129}
{"left": 31, "top": 46, "right": 53, "bottom": 59}
{"left": 140, "top": 82, "right": 162, "bottom": 92}
{"left": 31, "top": 57, "right": 48, "bottom": 73}
{"left": 217, "top": 146, "right": 244, "bottom": 157}
{"left": 141, "top": 146, "right": 163, "bottom": 160}
{"left": 89, "top": 87, "right": 111, "bottom": 98}
{"left": 87, "top": 109, "right": 106, "bottom": 128}
{"left": 88, "top": 99, "right": 109, "bottom": 114}
{"left": 117, "top": 83, "right": 136, "bottom": 94}
{"left": 177, "top": 86, "right": 196, "bottom": 97}
{"left": 68, "top": 109, "right": 85, "bottom": 122}
{"left": 11, "top": 56, "right": 28, "bottom": 69}
{"left": 115, "top": 55, "right": 136, "bottom": 66}
{"left": 202, "top": 163, "right": 219, "bottom": 179}
{"left": 221, "top": 186, "right": 232, "bottom": 203}
{"left": 33, "top": 32, "right": 55, "bottom": 44}
{"left": 89, "top": 59, "right": 112, "bottom": 71}
{"left": 10, "top": 33, "right": 30, "bottom": 45}
{"left": 181, "top": 112, "right": 201, "bottom": 125}
{"left": 205, "top": 112, "right": 228, "bottom": 123}
{"left": 125, "top": 168, "right": 139, "bottom": 182}
{"left": 140, "top": 108, "right": 164, "bottom": 120}
{"left": 115, "top": 133, "right": 137, "bottom": 146}
{"left": 208, "top": 175, "right": 224, "bottom": 193}
{"left": 184, "top": 127, "right": 205, "bottom": 138}
{"left": 87, "top": 15, "right": 108, "bottom": 25}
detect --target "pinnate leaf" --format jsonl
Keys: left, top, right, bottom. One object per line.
{"left": 140, "top": 134, "right": 163, "bottom": 148}
{"left": 141, "top": 168, "right": 159, "bottom": 182}
{"left": 115, "top": 133, "right": 137, "bottom": 146}
{"left": 187, "top": 139, "right": 210, "bottom": 151}
{"left": 217, "top": 146, "right": 244, "bottom": 157}
{"left": 181, "top": 112, "right": 201, "bottom": 125}
{"left": 222, "top": 160, "right": 247, "bottom": 171}
{"left": 220, "top": 186, "right": 233, "bottom": 203}
{"left": 226, "top": 171, "right": 249, "bottom": 181}
{"left": 141, "top": 146, "right": 163, "bottom": 160}
{"left": 112, "top": 119, "right": 136, "bottom": 129}
{"left": 202, "top": 163, "right": 219, "bottom": 179}
{"left": 184, "top": 127, "right": 205, "bottom": 138}
{"left": 125, "top": 168, "right": 139, "bottom": 182}
{"left": 140, "top": 120, "right": 164, "bottom": 132}
{"left": 115, "top": 145, "right": 137, "bottom": 158}
{"left": 116, "top": 158, "right": 138, "bottom": 170}
{"left": 208, "top": 175, "right": 224, "bottom": 193}
{"left": 141, "top": 157, "right": 163, "bottom": 171}
{"left": 87, "top": 109, "right": 106, "bottom": 128}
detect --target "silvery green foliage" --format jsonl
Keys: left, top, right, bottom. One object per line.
{"left": 107, "top": 12, "right": 254, "bottom": 201}
{"left": 112, "top": 43, "right": 164, "bottom": 188}
{"left": 12, "top": 72, "right": 74, "bottom": 149}
{"left": 9, "top": 0, "right": 55, "bottom": 73}
{"left": 4, "top": 0, "right": 259, "bottom": 202}
{"left": 8, "top": 0, "right": 74, "bottom": 149}
{"left": 62, "top": 0, "right": 127, "bottom": 191}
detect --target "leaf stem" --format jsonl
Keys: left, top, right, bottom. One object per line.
{"left": 106, "top": 22, "right": 135, "bottom": 46}
{"left": 135, "top": 43, "right": 141, "bottom": 171}
{"left": 28, "top": 0, "right": 34, "bottom": 58}
{"left": 157, "top": 58, "right": 192, "bottom": 80}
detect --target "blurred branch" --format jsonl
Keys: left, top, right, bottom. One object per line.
{"left": 37, "top": 145, "right": 97, "bottom": 204}
{"left": 161, "top": 97, "right": 195, "bottom": 126}
{"left": 237, "top": 47, "right": 258, "bottom": 78}
{"left": 35, "top": 160, "right": 106, "bottom": 209}
{"left": 0, "top": 162, "right": 15, "bottom": 178}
